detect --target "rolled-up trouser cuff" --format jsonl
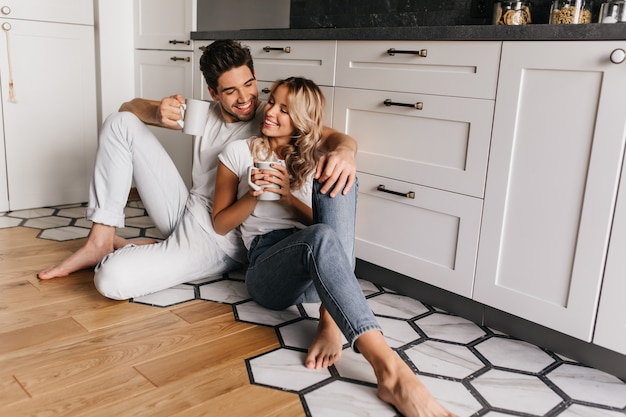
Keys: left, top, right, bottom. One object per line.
{"left": 86, "top": 207, "right": 125, "bottom": 228}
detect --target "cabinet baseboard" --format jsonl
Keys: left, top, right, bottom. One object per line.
{"left": 355, "top": 259, "right": 626, "bottom": 382}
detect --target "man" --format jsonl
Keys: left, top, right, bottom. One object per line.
{"left": 38, "top": 39, "right": 358, "bottom": 300}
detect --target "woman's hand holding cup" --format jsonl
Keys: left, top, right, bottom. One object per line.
{"left": 248, "top": 160, "right": 286, "bottom": 201}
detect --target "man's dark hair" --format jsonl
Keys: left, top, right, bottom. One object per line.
{"left": 199, "top": 39, "right": 255, "bottom": 93}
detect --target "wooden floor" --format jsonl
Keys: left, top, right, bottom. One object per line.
{"left": 0, "top": 227, "right": 306, "bottom": 417}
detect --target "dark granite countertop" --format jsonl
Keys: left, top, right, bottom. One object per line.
{"left": 191, "top": 24, "right": 626, "bottom": 41}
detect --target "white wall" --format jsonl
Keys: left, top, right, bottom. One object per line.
{"left": 94, "top": 0, "right": 135, "bottom": 124}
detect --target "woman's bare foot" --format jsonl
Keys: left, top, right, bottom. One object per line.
{"left": 357, "top": 331, "right": 456, "bottom": 417}
{"left": 38, "top": 224, "right": 116, "bottom": 280}
{"left": 376, "top": 353, "right": 454, "bottom": 417}
{"left": 305, "top": 306, "right": 344, "bottom": 369}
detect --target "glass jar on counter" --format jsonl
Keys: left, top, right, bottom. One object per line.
{"left": 549, "top": 0, "right": 593, "bottom": 24}
{"left": 493, "top": 1, "right": 533, "bottom": 25}
{"left": 599, "top": 1, "right": 626, "bottom": 23}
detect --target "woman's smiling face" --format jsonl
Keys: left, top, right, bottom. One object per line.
{"left": 262, "top": 84, "right": 295, "bottom": 142}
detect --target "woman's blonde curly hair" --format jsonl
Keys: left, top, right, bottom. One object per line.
{"left": 249, "top": 77, "right": 325, "bottom": 190}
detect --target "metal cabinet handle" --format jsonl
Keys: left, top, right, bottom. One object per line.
{"left": 384, "top": 99, "right": 423, "bottom": 110}
{"left": 170, "top": 56, "right": 190, "bottom": 62}
{"left": 377, "top": 185, "right": 415, "bottom": 199}
{"left": 261, "top": 88, "right": 271, "bottom": 94}
{"left": 263, "top": 46, "right": 291, "bottom": 53}
{"left": 387, "top": 48, "right": 427, "bottom": 57}
{"left": 169, "top": 39, "right": 190, "bottom": 45}
{"left": 1, "top": 6, "right": 11, "bottom": 15}
{"left": 610, "top": 48, "right": 625, "bottom": 64}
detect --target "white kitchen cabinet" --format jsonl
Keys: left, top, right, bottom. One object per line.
{"left": 0, "top": 3, "right": 97, "bottom": 210}
{"left": 133, "top": 0, "right": 197, "bottom": 189}
{"left": 474, "top": 41, "right": 626, "bottom": 341}
{"left": 0, "top": 110, "right": 7, "bottom": 212}
{"left": 134, "top": 49, "right": 194, "bottom": 188}
{"left": 242, "top": 40, "right": 337, "bottom": 87}
{"left": 134, "top": 0, "right": 195, "bottom": 50}
{"left": 334, "top": 41, "right": 500, "bottom": 297}
{"left": 594, "top": 143, "right": 626, "bottom": 355}
{"left": 335, "top": 40, "right": 501, "bottom": 100}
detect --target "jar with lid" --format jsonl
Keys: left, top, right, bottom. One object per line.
{"left": 549, "top": 0, "right": 593, "bottom": 24}
{"left": 599, "top": 1, "right": 626, "bottom": 23}
{"left": 493, "top": 1, "right": 533, "bottom": 25}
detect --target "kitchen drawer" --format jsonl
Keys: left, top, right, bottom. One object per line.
{"left": 355, "top": 172, "right": 483, "bottom": 297}
{"left": 336, "top": 41, "right": 501, "bottom": 100}
{"left": 242, "top": 40, "right": 337, "bottom": 86}
{"left": 334, "top": 87, "right": 493, "bottom": 198}
{"left": 258, "top": 81, "right": 334, "bottom": 127}
{"left": 0, "top": 0, "right": 93, "bottom": 25}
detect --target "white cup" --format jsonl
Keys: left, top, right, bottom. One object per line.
{"left": 247, "top": 160, "right": 285, "bottom": 201}
{"left": 176, "top": 98, "right": 210, "bottom": 136}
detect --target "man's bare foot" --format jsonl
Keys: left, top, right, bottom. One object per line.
{"left": 37, "top": 242, "right": 113, "bottom": 279}
{"left": 305, "top": 306, "right": 344, "bottom": 369}
{"left": 38, "top": 223, "right": 116, "bottom": 280}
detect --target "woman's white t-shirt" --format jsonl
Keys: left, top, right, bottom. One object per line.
{"left": 218, "top": 138, "right": 312, "bottom": 250}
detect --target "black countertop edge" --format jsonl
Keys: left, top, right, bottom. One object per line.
{"left": 191, "top": 24, "right": 626, "bottom": 41}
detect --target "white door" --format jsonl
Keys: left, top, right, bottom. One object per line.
{"left": 594, "top": 147, "right": 626, "bottom": 355}
{"left": 0, "top": 99, "right": 7, "bottom": 212}
{"left": 134, "top": 49, "right": 194, "bottom": 189}
{"left": 474, "top": 41, "right": 626, "bottom": 341}
{"left": 0, "top": 18, "right": 97, "bottom": 210}
{"left": 134, "top": 0, "right": 194, "bottom": 50}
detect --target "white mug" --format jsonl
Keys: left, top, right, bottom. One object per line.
{"left": 247, "top": 160, "right": 285, "bottom": 201}
{"left": 176, "top": 98, "right": 210, "bottom": 136}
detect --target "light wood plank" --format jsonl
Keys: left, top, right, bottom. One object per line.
{"left": 135, "top": 326, "right": 279, "bottom": 386}
{"left": 0, "top": 293, "right": 118, "bottom": 333}
{"left": 72, "top": 300, "right": 168, "bottom": 331}
{"left": 14, "top": 312, "right": 260, "bottom": 396}
{"left": 169, "top": 300, "right": 233, "bottom": 324}
{"left": 86, "top": 359, "right": 251, "bottom": 417}
{"left": 0, "top": 317, "right": 86, "bottom": 355}
{"left": 3, "top": 367, "right": 155, "bottom": 417}
{"left": 0, "top": 311, "right": 188, "bottom": 377}
{"left": 0, "top": 374, "right": 29, "bottom": 407}
{"left": 173, "top": 384, "right": 305, "bottom": 417}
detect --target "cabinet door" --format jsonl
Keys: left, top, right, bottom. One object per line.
{"left": 594, "top": 150, "right": 626, "bottom": 355}
{"left": 0, "top": 18, "right": 97, "bottom": 210}
{"left": 134, "top": 49, "right": 194, "bottom": 189}
{"left": 356, "top": 173, "right": 483, "bottom": 297}
{"left": 333, "top": 87, "right": 493, "bottom": 198}
{"left": 193, "top": 41, "right": 212, "bottom": 101}
{"left": 0, "top": 0, "right": 93, "bottom": 25}
{"left": 243, "top": 40, "right": 337, "bottom": 86}
{"left": 0, "top": 101, "right": 7, "bottom": 212}
{"left": 134, "top": 0, "right": 194, "bottom": 50}
{"left": 474, "top": 41, "right": 626, "bottom": 341}
{"left": 336, "top": 41, "right": 501, "bottom": 100}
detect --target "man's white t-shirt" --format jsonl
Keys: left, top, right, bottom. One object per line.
{"left": 185, "top": 102, "right": 265, "bottom": 263}
{"left": 218, "top": 138, "right": 312, "bottom": 250}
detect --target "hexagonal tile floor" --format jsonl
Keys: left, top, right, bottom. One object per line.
{"left": 3, "top": 202, "right": 626, "bottom": 417}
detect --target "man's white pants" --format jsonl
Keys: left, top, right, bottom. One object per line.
{"left": 89, "top": 112, "right": 240, "bottom": 300}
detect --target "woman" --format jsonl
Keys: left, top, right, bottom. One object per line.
{"left": 212, "top": 77, "right": 454, "bottom": 417}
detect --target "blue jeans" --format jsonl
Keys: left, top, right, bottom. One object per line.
{"left": 246, "top": 179, "right": 382, "bottom": 350}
